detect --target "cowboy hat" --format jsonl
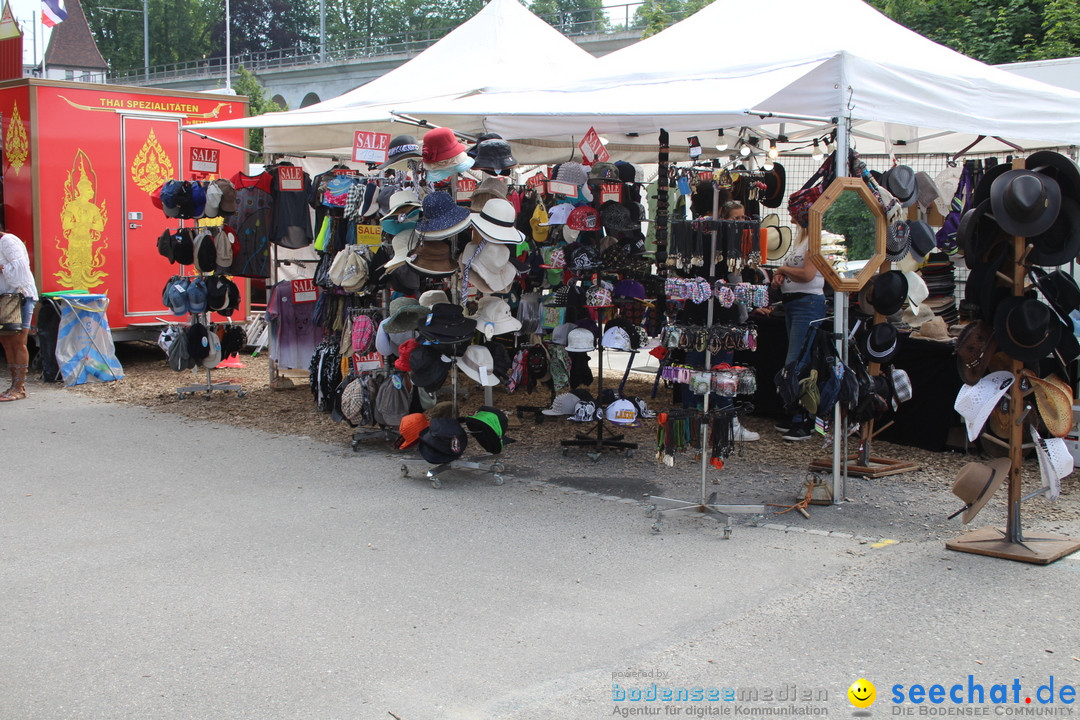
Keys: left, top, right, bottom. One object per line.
{"left": 1026, "top": 151, "right": 1080, "bottom": 204}
{"left": 994, "top": 296, "right": 1062, "bottom": 363}
{"left": 989, "top": 169, "right": 1061, "bottom": 237}
{"left": 1027, "top": 196, "right": 1080, "bottom": 268}
{"left": 951, "top": 457, "right": 1011, "bottom": 524}
{"left": 1022, "top": 369, "right": 1073, "bottom": 438}
{"left": 954, "top": 370, "right": 1014, "bottom": 442}
{"left": 954, "top": 320, "right": 998, "bottom": 385}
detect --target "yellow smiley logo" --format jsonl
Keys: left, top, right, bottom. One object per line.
{"left": 848, "top": 678, "right": 876, "bottom": 709}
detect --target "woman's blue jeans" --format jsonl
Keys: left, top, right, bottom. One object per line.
{"left": 783, "top": 294, "right": 827, "bottom": 426}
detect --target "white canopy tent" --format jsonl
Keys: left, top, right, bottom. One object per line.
{"left": 387, "top": 0, "right": 1080, "bottom": 158}
{"left": 190, "top": 0, "right": 598, "bottom": 160}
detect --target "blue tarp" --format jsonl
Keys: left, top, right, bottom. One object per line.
{"left": 53, "top": 294, "right": 124, "bottom": 386}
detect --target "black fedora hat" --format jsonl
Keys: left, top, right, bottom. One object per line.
{"left": 958, "top": 200, "right": 1008, "bottom": 270}
{"left": 972, "top": 163, "right": 1012, "bottom": 207}
{"left": 1031, "top": 266, "right": 1080, "bottom": 320}
{"left": 1027, "top": 151, "right": 1080, "bottom": 203}
{"left": 989, "top": 169, "right": 1061, "bottom": 237}
{"left": 884, "top": 165, "right": 917, "bottom": 207}
{"left": 964, "top": 242, "right": 1011, "bottom": 323}
{"left": 994, "top": 296, "right": 1062, "bottom": 363}
{"left": 868, "top": 270, "right": 909, "bottom": 316}
{"left": 908, "top": 219, "right": 937, "bottom": 260}
{"left": 760, "top": 162, "right": 786, "bottom": 208}
{"left": 1027, "top": 196, "right": 1080, "bottom": 267}
{"left": 863, "top": 322, "right": 900, "bottom": 364}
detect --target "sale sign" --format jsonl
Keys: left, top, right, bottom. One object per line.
{"left": 292, "top": 278, "right": 317, "bottom": 303}
{"left": 456, "top": 176, "right": 478, "bottom": 202}
{"left": 189, "top": 147, "right": 219, "bottom": 174}
{"left": 600, "top": 182, "right": 622, "bottom": 203}
{"left": 578, "top": 126, "right": 610, "bottom": 165}
{"left": 353, "top": 131, "right": 392, "bottom": 164}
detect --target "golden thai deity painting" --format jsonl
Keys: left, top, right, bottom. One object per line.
{"left": 130, "top": 128, "right": 173, "bottom": 193}
{"left": 5, "top": 101, "right": 27, "bottom": 174}
{"left": 56, "top": 150, "right": 108, "bottom": 290}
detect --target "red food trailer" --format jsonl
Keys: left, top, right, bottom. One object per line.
{"left": 0, "top": 78, "right": 250, "bottom": 338}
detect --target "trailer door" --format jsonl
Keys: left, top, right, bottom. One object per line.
{"left": 121, "top": 115, "right": 182, "bottom": 317}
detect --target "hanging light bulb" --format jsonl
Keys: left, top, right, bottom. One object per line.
{"left": 762, "top": 159, "right": 775, "bottom": 171}
{"left": 767, "top": 139, "right": 779, "bottom": 160}
{"left": 739, "top": 143, "right": 751, "bottom": 157}
{"left": 715, "top": 129, "right": 728, "bottom": 152}
{"left": 812, "top": 139, "right": 824, "bottom": 161}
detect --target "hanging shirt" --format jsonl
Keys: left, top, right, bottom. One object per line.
{"left": 266, "top": 281, "right": 323, "bottom": 370}
{"left": 269, "top": 164, "right": 314, "bottom": 249}
{"left": 225, "top": 171, "right": 273, "bottom": 278}
{"left": 0, "top": 233, "right": 37, "bottom": 299}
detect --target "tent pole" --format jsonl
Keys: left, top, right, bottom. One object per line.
{"left": 832, "top": 117, "right": 849, "bottom": 504}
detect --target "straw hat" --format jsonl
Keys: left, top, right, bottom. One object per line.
{"left": 762, "top": 213, "right": 792, "bottom": 261}
{"left": 910, "top": 315, "right": 952, "bottom": 342}
{"left": 1022, "top": 369, "right": 1073, "bottom": 438}
{"left": 951, "top": 458, "right": 1011, "bottom": 524}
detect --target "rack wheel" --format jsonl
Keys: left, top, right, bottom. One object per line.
{"left": 624, "top": 449, "right": 635, "bottom": 459}
{"left": 492, "top": 474, "right": 504, "bottom": 486}
{"left": 723, "top": 525, "right": 733, "bottom": 540}
{"left": 236, "top": 390, "right": 246, "bottom": 398}
{"left": 646, "top": 504, "right": 656, "bottom": 518}
{"left": 587, "top": 452, "right": 601, "bottom": 462}
{"left": 177, "top": 392, "right": 183, "bottom": 400}
{"left": 492, "top": 462, "right": 505, "bottom": 473}
{"left": 562, "top": 447, "right": 569, "bottom": 456}
{"left": 651, "top": 520, "right": 662, "bottom": 533}
{"left": 352, "top": 441, "right": 360, "bottom": 452}
{"left": 400, "top": 464, "right": 409, "bottom": 478}
{"left": 430, "top": 476, "right": 442, "bottom": 489}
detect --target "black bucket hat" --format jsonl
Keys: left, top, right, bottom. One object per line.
{"left": 989, "top": 169, "right": 1061, "bottom": 237}
{"left": 471, "top": 138, "right": 517, "bottom": 176}
{"left": 418, "top": 418, "right": 469, "bottom": 465}
{"left": 994, "top": 296, "right": 1062, "bottom": 363}
{"left": 409, "top": 343, "right": 452, "bottom": 392}
{"left": 418, "top": 303, "right": 477, "bottom": 345}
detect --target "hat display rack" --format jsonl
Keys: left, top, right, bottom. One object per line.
{"left": 154, "top": 175, "right": 246, "bottom": 400}
{"left": 946, "top": 154, "right": 1080, "bottom": 565}
{"left": 647, "top": 176, "right": 767, "bottom": 533}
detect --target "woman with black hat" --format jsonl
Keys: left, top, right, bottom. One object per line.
{"left": 771, "top": 224, "right": 826, "bottom": 440}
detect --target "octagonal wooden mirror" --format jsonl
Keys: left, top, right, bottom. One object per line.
{"left": 807, "top": 177, "right": 887, "bottom": 292}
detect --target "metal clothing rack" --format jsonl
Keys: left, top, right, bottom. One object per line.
{"left": 175, "top": 311, "right": 245, "bottom": 399}
{"left": 647, "top": 183, "right": 766, "bottom": 534}
{"left": 560, "top": 337, "right": 638, "bottom": 461}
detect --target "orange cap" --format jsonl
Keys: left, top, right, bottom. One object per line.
{"left": 395, "top": 413, "right": 430, "bottom": 449}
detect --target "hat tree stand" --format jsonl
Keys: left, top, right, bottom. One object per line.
{"left": 176, "top": 215, "right": 244, "bottom": 400}
{"left": 647, "top": 181, "right": 765, "bottom": 535}
{"left": 947, "top": 160, "right": 1080, "bottom": 563}
{"left": 560, "top": 306, "right": 638, "bottom": 460}
{"left": 402, "top": 171, "right": 506, "bottom": 488}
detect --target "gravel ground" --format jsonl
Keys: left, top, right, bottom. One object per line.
{"left": 43, "top": 340, "right": 1080, "bottom": 543}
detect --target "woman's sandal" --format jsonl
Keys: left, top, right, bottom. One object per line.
{"left": 0, "top": 388, "right": 26, "bottom": 401}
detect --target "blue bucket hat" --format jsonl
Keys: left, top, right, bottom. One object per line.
{"left": 416, "top": 191, "right": 470, "bottom": 239}
{"left": 381, "top": 208, "right": 419, "bottom": 236}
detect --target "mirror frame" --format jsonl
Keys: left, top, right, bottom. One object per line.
{"left": 808, "top": 177, "right": 887, "bottom": 293}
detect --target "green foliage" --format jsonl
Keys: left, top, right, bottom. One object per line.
{"left": 822, "top": 192, "right": 877, "bottom": 262}
{"left": 84, "top": 0, "right": 217, "bottom": 74}
{"left": 634, "top": 0, "right": 709, "bottom": 38}
{"left": 231, "top": 66, "right": 286, "bottom": 159}
{"left": 529, "top": 0, "right": 609, "bottom": 34}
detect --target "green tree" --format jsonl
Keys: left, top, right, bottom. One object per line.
{"left": 84, "top": 0, "right": 217, "bottom": 75}
{"left": 529, "top": 0, "right": 609, "bottom": 35}
{"left": 822, "top": 193, "right": 877, "bottom": 262}
{"left": 231, "top": 66, "right": 286, "bottom": 159}
{"left": 634, "top": 0, "right": 709, "bottom": 38}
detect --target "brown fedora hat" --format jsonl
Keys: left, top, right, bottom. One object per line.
{"left": 951, "top": 458, "right": 1011, "bottom": 524}
{"left": 954, "top": 320, "right": 998, "bottom": 385}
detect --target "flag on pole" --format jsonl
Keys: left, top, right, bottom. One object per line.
{"left": 42, "top": 0, "right": 66, "bottom": 27}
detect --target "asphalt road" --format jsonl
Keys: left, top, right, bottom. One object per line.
{"left": 2, "top": 386, "right": 1079, "bottom": 720}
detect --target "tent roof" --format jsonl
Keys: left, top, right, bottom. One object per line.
{"left": 193, "top": 0, "right": 1080, "bottom": 161}
{"left": 191, "top": 0, "right": 596, "bottom": 155}
{"left": 400, "top": 0, "right": 1080, "bottom": 155}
